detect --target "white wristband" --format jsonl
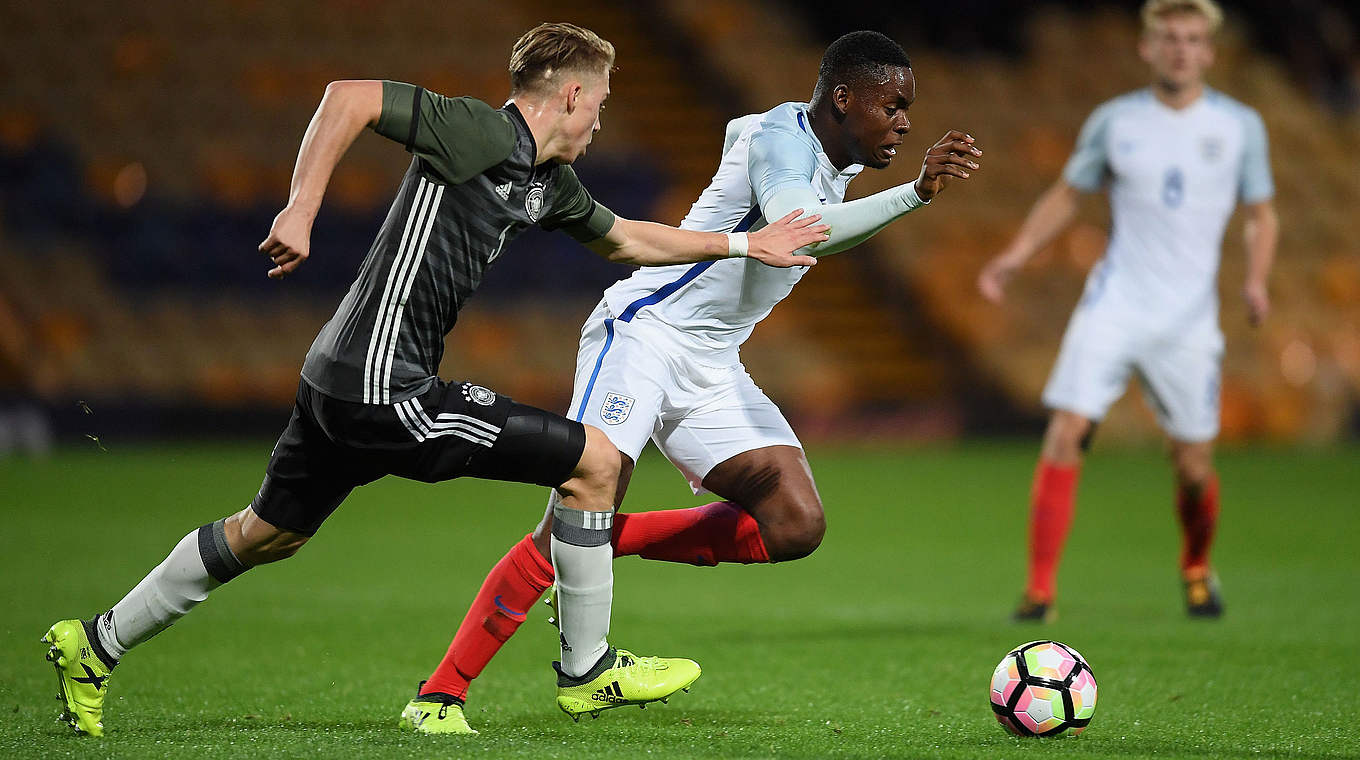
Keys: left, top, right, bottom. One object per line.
{"left": 726, "top": 231, "right": 749, "bottom": 258}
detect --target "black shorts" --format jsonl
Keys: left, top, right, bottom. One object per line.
{"left": 250, "top": 378, "right": 586, "bottom": 535}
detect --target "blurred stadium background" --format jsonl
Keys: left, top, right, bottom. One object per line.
{"left": 1, "top": 0, "right": 1358, "bottom": 453}
{"left": 4, "top": 4, "right": 1360, "bottom": 757}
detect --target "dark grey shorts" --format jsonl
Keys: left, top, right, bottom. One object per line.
{"left": 250, "top": 378, "right": 586, "bottom": 535}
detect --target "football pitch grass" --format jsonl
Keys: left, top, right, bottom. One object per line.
{"left": 2, "top": 441, "right": 1357, "bottom": 759}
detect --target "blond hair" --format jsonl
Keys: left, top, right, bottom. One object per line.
{"left": 1141, "top": 0, "right": 1224, "bottom": 33}
{"left": 509, "top": 23, "right": 615, "bottom": 95}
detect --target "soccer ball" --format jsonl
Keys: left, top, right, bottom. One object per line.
{"left": 989, "top": 640, "right": 1097, "bottom": 737}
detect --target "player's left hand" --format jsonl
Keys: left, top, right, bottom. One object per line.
{"left": 259, "top": 205, "right": 315, "bottom": 279}
{"left": 746, "top": 209, "right": 829, "bottom": 268}
{"left": 1243, "top": 280, "right": 1270, "bottom": 326}
{"left": 914, "top": 130, "right": 982, "bottom": 202}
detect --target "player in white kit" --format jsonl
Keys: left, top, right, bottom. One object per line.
{"left": 977, "top": 0, "right": 1278, "bottom": 622}
{"left": 404, "top": 31, "right": 985, "bottom": 732}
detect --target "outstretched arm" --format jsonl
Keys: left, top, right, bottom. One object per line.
{"left": 980, "top": 101, "right": 1114, "bottom": 303}
{"left": 543, "top": 163, "right": 827, "bottom": 268}
{"left": 1241, "top": 200, "right": 1278, "bottom": 326}
{"left": 754, "top": 129, "right": 982, "bottom": 259}
{"left": 977, "top": 180, "right": 1083, "bottom": 303}
{"left": 586, "top": 210, "right": 827, "bottom": 268}
{"left": 259, "top": 80, "right": 384, "bottom": 279}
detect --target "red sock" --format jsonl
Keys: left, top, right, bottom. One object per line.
{"left": 1026, "top": 459, "right": 1081, "bottom": 602}
{"left": 1176, "top": 475, "right": 1220, "bottom": 576}
{"left": 421, "top": 534, "right": 554, "bottom": 700}
{"left": 612, "top": 501, "right": 769, "bottom": 566}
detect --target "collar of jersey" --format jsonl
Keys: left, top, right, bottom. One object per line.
{"left": 1145, "top": 85, "right": 1215, "bottom": 116}
{"left": 501, "top": 101, "right": 538, "bottom": 167}
{"left": 794, "top": 103, "right": 863, "bottom": 179}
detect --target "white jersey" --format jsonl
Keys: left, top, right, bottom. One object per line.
{"left": 601, "top": 102, "right": 863, "bottom": 365}
{"left": 1064, "top": 87, "right": 1274, "bottom": 336}
{"left": 1042, "top": 87, "right": 1274, "bottom": 440}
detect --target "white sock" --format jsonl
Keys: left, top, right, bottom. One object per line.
{"left": 551, "top": 498, "right": 614, "bottom": 678}
{"left": 96, "top": 519, "right": 248, "bottom": 661}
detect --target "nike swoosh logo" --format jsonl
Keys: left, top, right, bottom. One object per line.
{"left": 493, "top": 595, "right": 526, "bottom": 617}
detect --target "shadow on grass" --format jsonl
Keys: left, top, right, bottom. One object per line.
{"left": 701, "top": 618, "right": 986, "bottom": 644}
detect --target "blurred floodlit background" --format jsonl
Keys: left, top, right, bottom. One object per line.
{"left": 1, "top": 0, "right": 1357, "bottom": 455}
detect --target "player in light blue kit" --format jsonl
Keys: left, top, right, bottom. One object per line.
{"left": 977, "top": 0, "right": 1279, "bottom": 622}
{"left": 404, "top": 31, "right": 986, "bottom": 732}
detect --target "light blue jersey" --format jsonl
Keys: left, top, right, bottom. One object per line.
{"left": 1064, "top": 87, "right": 1273, "bottom": 334}
{"left": 1041, "top": 87, "right": 1274, "bottom": 440}
{"left": 600, "top": 102, "right": 863, "bottom": 364}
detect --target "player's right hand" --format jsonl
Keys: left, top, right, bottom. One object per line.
{"left": 260, "top": 206, "right": 314, "bottom": 279}
{"left": 978, "top": 253, "right": 1022, "bottom": 304}
{"left": 747, "top": 209, "right": 828, "bottom": 268}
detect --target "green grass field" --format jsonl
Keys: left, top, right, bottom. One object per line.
{"left": 2, "top": 441, "right": 1357, "bottom": 759}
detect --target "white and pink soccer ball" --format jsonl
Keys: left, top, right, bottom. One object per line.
{"left": 989, "top": 640, "right": 1097, "bottom": 737}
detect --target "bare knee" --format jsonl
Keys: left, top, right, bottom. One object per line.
{"left": 531, "top": 497, "right": 555, "bottom": 558}
{"left": 1171, "top": 441, "right": 1215, "bottom": 490}
{"left": 557, "top": 424, "right": 621, "bottom": 508}
{"left": 761, "top": 498, "right": 826, "bottom": 562}
{"left": 1040, "top": 411, "right": 1093, "bottom": 465}
{"left": 532, "top": 452, "right": 633, "bottom": 558}
{"left": 226, "top": 508, "right": 310, "bottom": 566}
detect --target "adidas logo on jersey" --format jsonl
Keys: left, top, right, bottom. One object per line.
{"left": 494, "top": 181, "right": 512, "bottom": 200}
{"left": 591, "top": 681, "right": 626, "bottom": 703}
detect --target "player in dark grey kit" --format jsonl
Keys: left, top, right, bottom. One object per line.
{"left": 42, "top": 23, "right": 827, "bottom": 737}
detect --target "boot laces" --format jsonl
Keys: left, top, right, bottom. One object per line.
{"left": 616, "top": 649, "right": 667, "bottom": 673}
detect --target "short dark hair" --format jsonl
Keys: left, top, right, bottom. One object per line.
{"left": 817, "top": 31, "right": 911, "bottom": 90}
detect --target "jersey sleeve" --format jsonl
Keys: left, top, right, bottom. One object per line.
{"left": 723, "top": 114, "right": 760, "bottom": 157}
{"left": 1237, "top": 108, "right": 1274, "bottom": 203}
{"left": 539, "top": 165, "right": 617, "bottom": 242}
{"left": 747, "top": 123, "right": 819, "bottom": 209}
{"left": 374, "top": 81, "right": 517, "bottom": 184}
{"left": 1061, "top": 102, "right": 1115, "bottom": 191}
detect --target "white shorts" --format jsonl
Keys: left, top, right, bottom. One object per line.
{"left": 566, "top": 301, "right": 801, "bottom": 494}
{"left": 1042, "top": 307, "right": 1223, "bottom": 442}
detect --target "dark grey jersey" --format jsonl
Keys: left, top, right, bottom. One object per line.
{"left": 301, "top": 83, "right": 616, "bottom": 405}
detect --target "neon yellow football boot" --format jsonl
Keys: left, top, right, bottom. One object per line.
{"left": 398, "top": 681, "right": 478, "bottom": 735}
{"left": 554, "top": 647, "right": 701, "bottom": 721}
{"left": 41, "top": 619, "right": 114, "bottom": 737}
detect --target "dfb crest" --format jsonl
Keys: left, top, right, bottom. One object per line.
{"left": 525, "top": 182, "right": 545, "bottom": 222}
{"left": 461, "top": 383, "right": 496, "bottom": 406}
